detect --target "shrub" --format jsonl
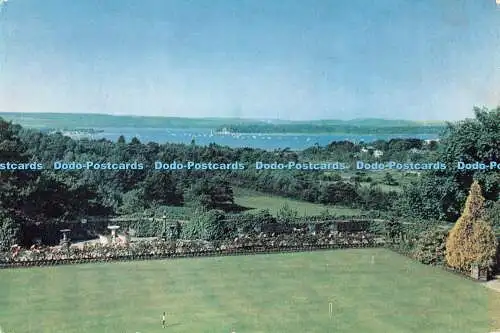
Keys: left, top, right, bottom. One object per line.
{"left": 411, "top": 227, "right": 448, "bottom": 265}
{"left": 276, "top": 203, "right": 298, "bottom": 224}
{"left": 445, "top": 181, "right": 497, "bottom": 271}
{"left": 231, "top": 209, "right": 275, "bottom": 234}
{"left": 486, "top": 200, "right": 500, "bottom": 227}
{"left": 182, "top": 208, "right": 226, "bottom": 241}
{"left": 0, "top": 211, "right": 20, "bottom": 251}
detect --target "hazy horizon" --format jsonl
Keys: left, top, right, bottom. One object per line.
{"left": 1, "top": 1, "right": 499, "bottom": 121}
{"left": 0, "top": 111, "right": 452, "bottom": 123}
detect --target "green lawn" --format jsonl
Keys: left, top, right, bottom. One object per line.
{"left": 1, "top": 249, "right": 499, "bottom": 333}
{"left": 359, "top": 182, "right": 404, "bottom": 193}
{"left": 234, "top": 188, "right": 361, "bottom": 217}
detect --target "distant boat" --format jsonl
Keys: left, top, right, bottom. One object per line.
{"left": 215, "top": 127, "right": 235, "bottom": 135}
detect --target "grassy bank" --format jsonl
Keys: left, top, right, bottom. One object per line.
{"left": 234, "top": 188, "right": 362, "bottom": 216}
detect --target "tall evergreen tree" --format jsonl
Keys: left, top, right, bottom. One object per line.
{"left": 445, "top": 181, "right": 497, "bottom": 271}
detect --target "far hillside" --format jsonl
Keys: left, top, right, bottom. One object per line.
{"left": 0, "top": 112, "right": 259, "bottom": 129}
{"left": 217, "top": 120, "right": 446, "bottom": 135}
{"left": 0, "top": 112, "right": 446, "bottom": 135}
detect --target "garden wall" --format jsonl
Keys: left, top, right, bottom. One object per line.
{"left": 1, "top": 231, "right": 384, "bottom": 269}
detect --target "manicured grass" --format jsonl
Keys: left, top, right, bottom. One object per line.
{"left": 234, "top": 188, "right": 362, "bottom": 217}
{"left": 1, "top": 249, "right": 499, "bottom": 333}
{"left": 359, "top": 182, "right": 404, "bottom": 193}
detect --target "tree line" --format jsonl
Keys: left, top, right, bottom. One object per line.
{"left": 0, "top": 107, "right": 498, "bottom": 249}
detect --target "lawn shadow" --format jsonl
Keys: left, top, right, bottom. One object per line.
{"left": 218, "top": 203, "right": 253, "bottom": 213}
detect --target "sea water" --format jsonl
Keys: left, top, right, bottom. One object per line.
{"left": 48, "top": 127, "right": 439, "bottom": 151}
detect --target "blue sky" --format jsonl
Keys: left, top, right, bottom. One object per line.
{"left": 0, "top": 0, "right": 499, "bottom": 120}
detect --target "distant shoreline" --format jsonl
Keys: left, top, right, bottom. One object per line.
{"left": 0, "top": 112, "right": 446, "bottom": 136}
{"left": 0, "top": 112, "right": 440, "bottom": 150}
{"left": 0, "top": 111, "right": 449, "bottom": 123}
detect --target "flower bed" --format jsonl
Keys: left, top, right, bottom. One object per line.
{"left": 0, "top": 231, "right": 384, "bottom": 268}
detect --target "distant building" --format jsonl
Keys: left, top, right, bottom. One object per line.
{"left": 360, "top": 148, "right": 369, "bottom": 153}
{"left": 373, "top": 150, "right": 384, "bottom": 158}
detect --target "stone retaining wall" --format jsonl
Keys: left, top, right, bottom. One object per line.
{"left": 0, "top": 242, "right": 383, "bottom": 269}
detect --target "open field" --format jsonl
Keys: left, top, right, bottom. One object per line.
{"left": 359, "top": 182, "right": 404, "bottom": 193}
{"left": 234, "top": 188, "right": 362, "bottom": 217}
{"left": 1, "top": 249, "right": 499, "bottom": 333}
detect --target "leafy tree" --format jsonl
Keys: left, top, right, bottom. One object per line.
{"left": 358, "top": 186, "right": 397, "bottom": 211}
{"left": 142, "top": 172, "right": 183, "bottom": 206}
{"left": 319, "top": 181, "right": 359, "bottom": 206}
{"left": 184, "top": 177, "right": 234, "bottom": 209}
{"left": 117, "top": 135, "right": 126, "bottom": 144}
{"left": 445, "top": 181, "right": 497, "bottom": 271}
{"left": 401, "top": 107, "right": 499, "bottom": 221}
{"left": 395, "top": 172, "right": 462, "bottom": 221}
{"left": 118, "top": 188, "right": 147, "bottom": 215}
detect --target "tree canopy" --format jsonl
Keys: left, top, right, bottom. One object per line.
{"left": 397, "top": 107, "right": 499, "bottom": 221}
